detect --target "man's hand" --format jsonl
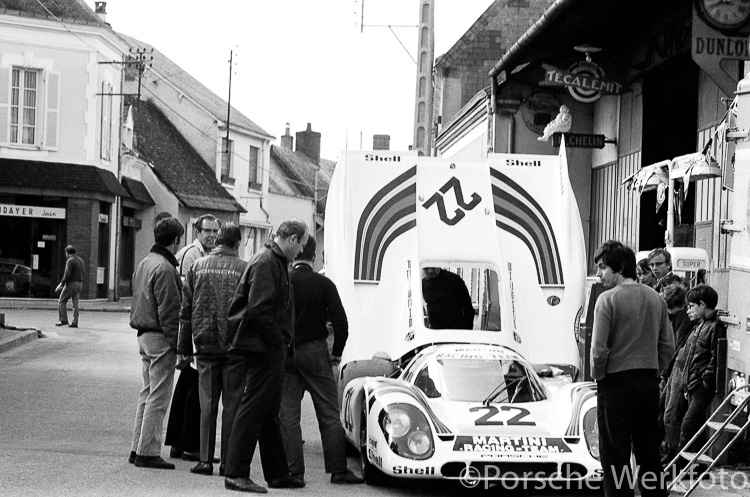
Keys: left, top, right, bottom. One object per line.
{"left": 55, "top": 284, "right": 63, "bottom": 294}
{"left": 330, "top": 355, "right": 342, "bottom": 366}
{"left": 176, "top": 354, "right": 191, "bottom": 370}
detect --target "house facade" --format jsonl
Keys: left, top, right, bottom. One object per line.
{"left": 0, "top": 0, "right": 128, "bottom": 299}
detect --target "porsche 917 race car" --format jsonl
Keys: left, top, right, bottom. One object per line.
{"left": 340, "top": 343, "right": 600, "bottom": 487}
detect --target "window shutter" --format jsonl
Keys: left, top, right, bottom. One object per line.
{"left": 44, "top": 71, "right": 60, "bottom": 150}
{"left": 0, "top": 67, "right": 9, "bottom": 145}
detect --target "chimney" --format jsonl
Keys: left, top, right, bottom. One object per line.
{"left": 94, "top": 1, "right": 107, "bottom": 22}
{"left": 280, "top": 123, "right": 293, "bottom": 150}
{"left": 373, "top": 134, "right": 390, "bottom": 150}
{"left": 295, "top": 123, "right": 321, "bottom": 164}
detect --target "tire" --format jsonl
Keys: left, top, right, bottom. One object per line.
{"left": 359, "top": 406, "right": 388, "bottom": 486}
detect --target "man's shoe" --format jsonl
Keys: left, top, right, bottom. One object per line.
{"left": 55, "top": 322, "right": 68, "bottom": 326}
{"left": 268, "top": 475, "right": 306, "bottom": 488}
{"left": 169, "top": 446, "right": 182, "bottom": 459}
{"left": 181, "top": 450, "right": 200, "bottom": 461}
{"left": 331, "top": 470, "right": 364, "bottom": 484}
{"left": 225, "top": 477, "right": 268, "bottom": 493}
{"left": 190, "top": 462, "right": 213, "bottom": 475}
{"left": 219, "top": 464, "right": 226, "bottom": 476}
{"left": 133, "top": 455, "right": 175, "bottom": 469}
{"left": 68, "top": 323, "right": 78, "bottom": 328}
{"left": 128, "top": 451, "right": 136, "bottom": 464}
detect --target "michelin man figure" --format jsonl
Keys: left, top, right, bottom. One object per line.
{"left": 538, "top": 105, "right": 572, "bottom": 142}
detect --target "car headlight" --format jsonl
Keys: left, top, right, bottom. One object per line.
{"left": 582, "top": 408, "right": 599, "bottom": 460}
{"left": 378, "top": 404, "right": 434, "bottom": 460}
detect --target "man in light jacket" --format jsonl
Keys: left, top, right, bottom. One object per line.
{"left": 128, "top": 216, "right": 184, "bottom": 470}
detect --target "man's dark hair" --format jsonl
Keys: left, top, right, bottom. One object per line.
{"left": 648, "top": 247, "right": 672, "bottom": 267}
{"left": 686, "top": 284, "right": 719, "bottom": 310}
{"left": 593, "top": 240, "right": 637, "bottom": 279}
{"left": 154, "top": 217, "right": 184, "bottom": 246}
{"left": 658, "top": 273, "right": 684, "bottom": 288}
{"left": 276, "top": 220, "right": 307, "bottom": 240}
{"left": 662, "top": 283, "right": 687, "bottom": 310}
{"left": 216, "top": 223, "right": 241, "bottom": 248}
{"left": 194, "top": 214, "right": 220, "bottom": 231}
{"left": 155, "top": 211, "right": 172, "bottom": 223}
{"left": 65, "top": 245, "right": 76, "bottom": 255}
{"left": 637, "top": 258, "right": 653, "bottom": 277}
{"left": 295, "top": 236, "right": 317, "bottom": 262}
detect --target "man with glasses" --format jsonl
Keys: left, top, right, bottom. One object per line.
{"left": 166, "top": 214, "right": 221, "bottom": 462}
{"left": 648, "top": 248, "right": 673, "bottom": 292}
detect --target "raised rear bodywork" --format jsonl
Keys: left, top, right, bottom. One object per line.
{"left": 324, "top": 147, "right": 598, "bottom": 485}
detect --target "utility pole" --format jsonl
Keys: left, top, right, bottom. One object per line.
{"left": 412, "top": 0, "right": 435, "bottom": 157}
{"left": 97, "top": 48, "right": 153, "bottom": 100}
{"left": 225, "top": 49, "right": 234, "bottom": 159}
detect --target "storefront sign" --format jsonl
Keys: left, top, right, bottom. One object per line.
{"left": 692, "top": 12, "right": 750, "bottom": 97}
{"left": 521, "top": 93, "right": 560, "bottom": 134}
{"left": 0, "top": 203, "right": 66, "bottom": 219}
{"left": 99, "top": 213, "right": 109, "bottom": 224}
{"left": 42, "top": 234, "right": 56, "bottom": 241}
{"left": 540, "top": 62, "right": 623, "bottom": 103}
{"left": 552, "top": 133, "right": 606, "bottom": 149}
{"left": 122, "top": 216, "right": 142, "bottom": 229}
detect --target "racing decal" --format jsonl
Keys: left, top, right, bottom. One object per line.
{"left": 565, "top": 382, "right": 596, "bottom": 436}
{"left": 490, "top": 168, "right": 563, "bottom": 286}
{"left": 454, "top": 436, "right": 572, "bottom": 453}
{"left": 434, "top": 349, "right": 519, "bottom": 361}
{"left": 393, "top": 466, "right": 436, "bottom": 475}
{"left": 421, "top": 176, "right": 481, "bottom": 226}
{"left": 470, "top": 406, "right": 535, "bottom": 426}
{"left": 369, "top": 381, "right": 451, "bottom": 434}
{"left": 354, "top": 166, "right": 417, "bottom": 281}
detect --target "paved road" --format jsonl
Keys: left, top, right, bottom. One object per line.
{"left": 2, "top": 309, "right": 744, "bottom": 497}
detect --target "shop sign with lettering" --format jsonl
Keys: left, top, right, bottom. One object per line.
{"left": 0, "top": 203, "right": 66, "bottom": 219}
{"left": 692, "top": 13, "right": 750, "bottom": 97}
{"left": 540, "top": 62, "right": 623, "bottom": 103}
{"left": 552, "top": 133, "right": 606, "bottom": 149}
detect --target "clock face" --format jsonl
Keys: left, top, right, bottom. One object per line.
{"left": 698, "top": 0, "right": 750, "bottom": 31}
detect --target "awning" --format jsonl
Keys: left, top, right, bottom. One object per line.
{"left": 0, "top": 159, "right": 127, "bottom": 200}
{"left": 121, "top": 177, "right": 155, "bottom": 206}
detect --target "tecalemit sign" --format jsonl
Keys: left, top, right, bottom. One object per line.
{"left": 0, "top": 203, "right": 66, "bottom": 219}
{"left": 541, "top": 62, "right": 623, "bottom": 103}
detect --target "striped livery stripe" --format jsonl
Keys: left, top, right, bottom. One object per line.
{"left": 565, "top": 382, "right": 597, "bottom": 436}
{"left": 490, "top": 168, "right": 564, "bottom": 286}
{"left": 354, "top": 166, "right": 417, "bottom": 281}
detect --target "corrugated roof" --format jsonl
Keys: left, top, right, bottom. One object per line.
{"left": 0, "top": 0, "right": 105, "bottom": 26}
{"left": 132, "top": 99, "right": 244, "bottom": 213}
{"left": 115, "top": 32, "right": 273, "bottom": 140}
{"left": 270, "top": 145, "right": 334, "bottom": 215}
{"left": 0, "top": 158, "right": 127, "bottom": 197}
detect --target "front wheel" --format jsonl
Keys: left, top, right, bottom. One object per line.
{"left": 359, "top": 407, "right": 388, "bottom": 486}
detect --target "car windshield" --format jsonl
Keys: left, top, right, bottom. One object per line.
{"left": 414, "top": 356, "right": 546, "bottom": 403}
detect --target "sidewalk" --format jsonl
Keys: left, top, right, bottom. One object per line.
{"left": 0, "top": 297, "right": 131, "bottom": 353}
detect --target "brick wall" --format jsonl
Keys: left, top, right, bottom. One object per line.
{"left": 65, "top": 198, "right": 99, "bottom": 299}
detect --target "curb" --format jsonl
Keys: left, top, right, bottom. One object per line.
{"left": 0, "top": 329, "right": 39, "bottom": 354}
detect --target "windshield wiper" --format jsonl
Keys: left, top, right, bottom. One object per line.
{"left": 483, "top": 377, "right": 521, "bottom": 406}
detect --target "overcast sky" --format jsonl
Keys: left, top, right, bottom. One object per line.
{"left": 99, "top": 0, "right": 494, "bottom": 160}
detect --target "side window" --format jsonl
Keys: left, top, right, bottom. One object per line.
{"left": 248, "top": 145, "right": 261, "bottom": 190}
{"left": 414, "top": 364, "right": 442, "bottom": 398}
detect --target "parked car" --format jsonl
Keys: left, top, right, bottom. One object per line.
{"left": 0, "top": 261, "right": 32, "bottom": 297}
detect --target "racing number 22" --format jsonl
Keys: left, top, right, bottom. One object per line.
{"left": 470, "top": 406, "right": 535, "bottom": 426}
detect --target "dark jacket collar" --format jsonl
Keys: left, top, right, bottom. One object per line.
{"left": 292, "top": 260, "right": 313, "bottom": 271}
{"left": 150, "top": 244, "right": 179, "bottom": 267}
{"left": 265, "top": 240, "right": 289, "bottom": 263}
{"left": 210, "top": 245, "right": 239, "bottom": 257}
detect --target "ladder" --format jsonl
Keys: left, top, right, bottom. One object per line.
{"left": 665, "top": 384, "right": 750, "bottom": 496}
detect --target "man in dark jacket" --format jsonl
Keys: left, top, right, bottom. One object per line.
{"left": 128, "top": 216, "right": 184, "bottom": 470}
{"left": 669, "top": 285, "right": 725, "bottom": 462}
{"left": 422, "top": 267, "right": 475, "bottom": 329}
{"left": 223, "top": 220, "right": 308, "bottom": 494}
{"left": 280, "top": 237, "right": 363, "bottom": 485}
{"left": 55, "top": 245, "right": 84, "bottom": 327}
{"left": 177, "top": 223, "right": 248, "bottom": 476}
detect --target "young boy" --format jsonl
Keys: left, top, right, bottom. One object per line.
{"left": 666, "top": 284, "right": 726, "bottom": 464}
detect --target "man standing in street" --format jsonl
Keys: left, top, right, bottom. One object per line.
{"left": 177, "top": 223, "right": 248, "bottom": 476}
{"left": 223, "top": 220, "right": 308, "bottom": 494}
{"left": 129, "top": 216, "right": 184, "bottom": 470}
{"left": 591, "top": 240, "right": 674, "bottom": 497}
{"left": 280, "top": 237, "right": 363, "bottom": 485}
{"left": 166, "top": 214, "right": 220, "bottom": 462}
{"left": 55, "top": 245, "right": 84, "bottom": 328}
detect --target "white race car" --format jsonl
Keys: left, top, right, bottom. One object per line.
{"left": 340, "top": 343, "right": 600, "bottom": 487}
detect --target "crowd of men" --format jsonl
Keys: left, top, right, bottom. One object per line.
{"left": 127, "top": 214, "right": 363, "bottom": 493}
{"left": 591, "top": 241, "right": 726, "bottom": 497}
